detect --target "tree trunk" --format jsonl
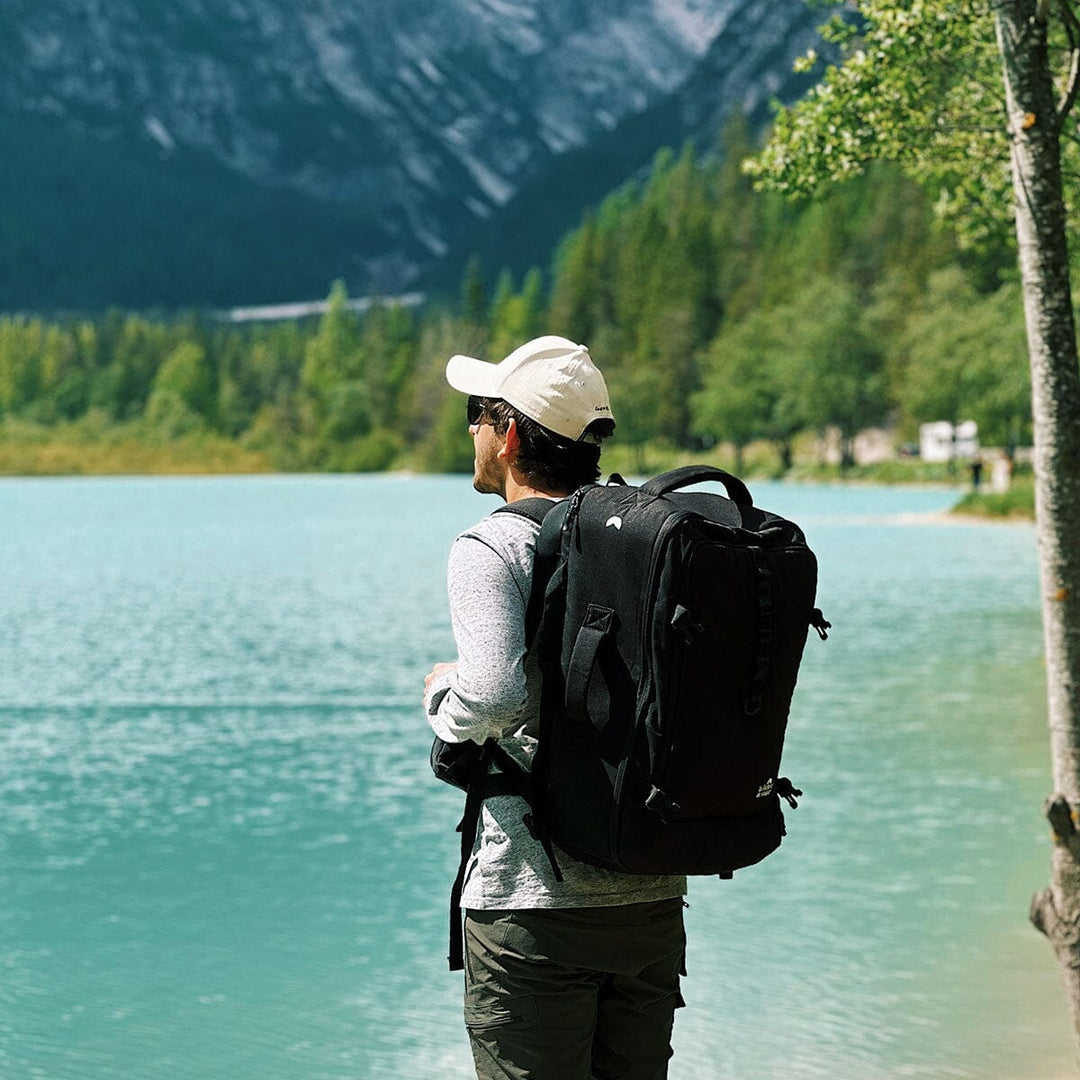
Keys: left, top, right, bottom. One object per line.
{"left": 775, "top": 438, "right": 793, "bottom": 472}
{"left": 840, "top": 432, "right": 856, "bottom": 470}
{"left": 994, "top": 0, "right": 1080, "bottom": 1040}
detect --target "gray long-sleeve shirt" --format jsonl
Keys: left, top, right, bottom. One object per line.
{"left": 425, "top": 506, "right": 686, "bottom": 910}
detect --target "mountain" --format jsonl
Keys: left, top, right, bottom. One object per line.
{"left": 0, "top": 0, "right": 832, "bottom": 312}
{"left": 427, "top": 0, "right": 831, "bottom": 292}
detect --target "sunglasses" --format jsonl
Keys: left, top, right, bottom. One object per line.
{"left": 467, "top": 396, "right": 500, "bottom": 426}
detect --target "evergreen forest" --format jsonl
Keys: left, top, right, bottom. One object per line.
{"left": 0, "top": 122, "right": 1035, "bottom": 477}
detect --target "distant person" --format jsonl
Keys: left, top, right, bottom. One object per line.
{"left": 423, "top": 336, "right": 687, "bottom": 1080}
{"left": 991, "top": 452, "right": 1013, "bottom": 494}
{"left": 970, "top": 457, "right": 984, "bottom": 491}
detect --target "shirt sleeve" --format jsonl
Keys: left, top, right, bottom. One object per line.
{"left": 426, "top": 533, "right": 529, "bottom": 745}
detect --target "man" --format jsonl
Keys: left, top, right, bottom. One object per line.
{"left": 423, "top": 335, "right": 687, "bottom": 1080}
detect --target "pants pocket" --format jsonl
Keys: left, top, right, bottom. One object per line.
{"left": 464, "top": 994, "right": 541, "bottom": 1033}
{"left": 465, "top": 995, "right": 553, "bottom": 1080}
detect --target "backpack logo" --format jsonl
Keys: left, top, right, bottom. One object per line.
{"left": 756, "top": 779, "right": 775, "bottom": 799}
{"left": 605, "top": 516, "right": 623, "bottom": 530}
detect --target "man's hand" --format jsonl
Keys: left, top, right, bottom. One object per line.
{"left": 424, "top": 661, "right": 457, "bottom": 703}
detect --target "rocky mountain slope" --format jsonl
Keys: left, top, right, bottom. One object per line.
{"left": 0, "top": 0, "right": 832, "bottom": 310}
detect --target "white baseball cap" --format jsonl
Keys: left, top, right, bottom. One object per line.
{"left": 446, "top": 335, "right": 614, "bottom": 441}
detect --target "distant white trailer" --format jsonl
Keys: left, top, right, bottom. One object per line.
{"left": 954, "top": 420, "right": 979, "bottom": 458}
{"left": 919, "top": 420, "right": 979, "bottom": 461}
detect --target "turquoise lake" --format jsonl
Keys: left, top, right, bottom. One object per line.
{"left": 0, "top": 474, "right": 1074, "bottom": 1079}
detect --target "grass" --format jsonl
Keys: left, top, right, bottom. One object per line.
{"left": 0, "top": 416, "right": 273, "bottom": 475}
{"left": 600, "top": 439, "right": 974, "bottom": 486}
{"left": 786, "top": 459, "right": 965, "bottom": 485}
{"left": 0, "top": 439, "right": 273, "bottom": 475}
{"left": 951, "top": 477, "right": 1036, "bottom": 520}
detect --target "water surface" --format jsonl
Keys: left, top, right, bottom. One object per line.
{"left": 0, "top": 475, "right": 1072, "bottom": 1078}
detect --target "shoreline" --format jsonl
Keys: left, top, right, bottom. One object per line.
{"left": 0, "top": 448, "right": 1035, "bottom": 522}
{"left": 913, "top": 509, "right": 1035, "bottom": 526}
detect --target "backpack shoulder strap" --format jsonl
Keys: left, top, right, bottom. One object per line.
{"left": 492, "top": 497, "right": 559, "bottom": 526}
{"left": 489, "top": 495, "right": 571, "bottom": 648}
{"left": 445, "top": 741, "right": 551, "bottom": 972}
{"left": 444, "top": 493, "right": 576, "bottom": 973}
{"left": 447, "top": 741, "right": 495, "bottom": 971}
{"left": 525, "top": 497, "right": 571, "bottom": 647}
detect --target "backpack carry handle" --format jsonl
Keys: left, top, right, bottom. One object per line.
{"left": 640, "top": 466, "right": 753, "bottom": 507}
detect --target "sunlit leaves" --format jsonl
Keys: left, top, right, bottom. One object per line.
{"left": 748, "top": 0, "right": 1013, "bottom": 244}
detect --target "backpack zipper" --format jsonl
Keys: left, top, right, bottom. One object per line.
{"left": 609, "top": 509, "right": 688, "bottom": 844}
{"left": 613, "top": 510, "right": 693, "bottom": 818}
{"left": 645, "top": 530, "right": 699, "bottom": 801}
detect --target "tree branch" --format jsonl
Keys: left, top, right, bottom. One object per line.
{"left": 1057, "top": 0, "right": 1080, "bottom": 120}
{"left": 1046, "top": 794, "right": 1080, "bottom": 860}
{"left": 1032, "top": 885, "right": 1055, "bottom": 937}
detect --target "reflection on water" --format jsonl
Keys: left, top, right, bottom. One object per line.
{"left": 0, "top": 476, "right": 1073, "bottom": 1079}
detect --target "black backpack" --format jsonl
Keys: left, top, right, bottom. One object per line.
{"left": 433, "top": 466, "right": 829, "bottom": 968}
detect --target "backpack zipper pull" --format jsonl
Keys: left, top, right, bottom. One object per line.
{"left": 671, "top": 604, "right": 705, "bottom": 644}
{"left": 810, "top": 608, "right": 831, "bottom": 641}
{"left": 775, "top": 777, "right": 802, "bottom": 809}
{"left": 645, "top": 785, "right": 683, "bottom": 823}
{"left": 564, "top": 486, "right": 589, "bottom": 550}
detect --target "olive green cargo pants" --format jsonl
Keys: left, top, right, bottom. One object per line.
{"left": 462, "top": 898, "right": 686, "bottom": 1080}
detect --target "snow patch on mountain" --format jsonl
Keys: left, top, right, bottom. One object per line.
{"left": 144, "top": 115, "right": 175, "bottom": 153}
{"left": 654, "top": 0, "right": 741, "bottom": 54}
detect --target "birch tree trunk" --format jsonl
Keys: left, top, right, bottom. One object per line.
{"left": 994, "top": 0, "right": 1080, "bottom": 1039}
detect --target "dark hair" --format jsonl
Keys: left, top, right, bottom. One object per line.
{"left": 477, "top": 397, "right": 614, "bottom": 492}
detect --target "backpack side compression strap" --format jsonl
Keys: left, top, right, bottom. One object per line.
{"left": 564, "top": 603, "right": 615, "bottom": 724}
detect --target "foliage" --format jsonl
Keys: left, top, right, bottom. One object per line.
{"left": 893, "top": 268, "right": 1031, "bottom": 444}
{"left": 0, "top": 120, "right": 1042, "bottom": 476}
{"left": 747, "top": 0, "right": 1080, "bottom": 268}
{"left": 693, "top": 308, "right": 805, "bottom": 471}
{"left": 745, "top": 1, "right": 1013, "bottom": 247}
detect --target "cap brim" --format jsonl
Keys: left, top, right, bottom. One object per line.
{"left": 446, "top": 354, "right": 501, "bottom": 396}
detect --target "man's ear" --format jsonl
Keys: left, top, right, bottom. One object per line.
{"left": 497, "top": 417, "right": 519, "bottom": 463}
